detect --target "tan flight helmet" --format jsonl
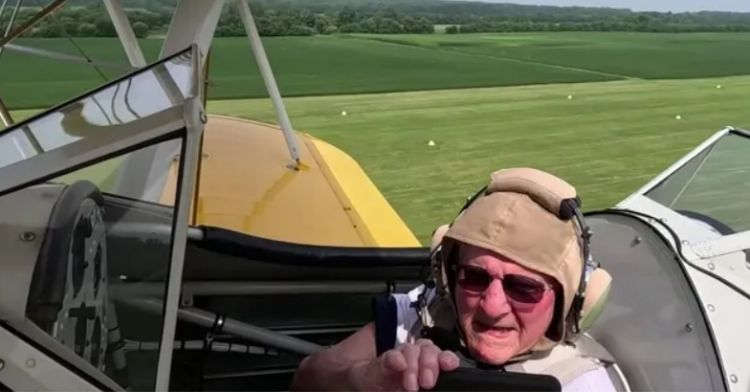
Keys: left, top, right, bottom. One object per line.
{"left": 429, "top": 168, "right": 612, "bottom": 352}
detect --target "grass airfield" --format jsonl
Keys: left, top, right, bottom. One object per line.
{"left": 5, "top": 32, "right": 750, "bottom": 243}
{"left": 209, "top": 75, "right": 750, "bottom": 243}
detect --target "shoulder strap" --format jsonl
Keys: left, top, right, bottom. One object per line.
{"left": 509, "top": 338, "right": 628, "bottom": 391}
{"left": 372, "top": 294, "right": 397, "bottom": 356}
{"left": 507, "top": 345, "right": 600, "bottom": 386}
{"left": 574, "top": 334, "right": 615, "bottom": 363}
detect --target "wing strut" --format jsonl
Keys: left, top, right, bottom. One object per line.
{"left": 0, "top": 0, "right": 23, "bottom": 126}
{"left": 0, "top": 0, "right": 68, "bottom": 127}
{"left": 0, "top": 0, "right": 23, "bottom": 59}
{"left": 0, "top": 0, "right": 67, "bottom": 48}
{"left": 235, "top": 0, "right": 301, "bottom": 169}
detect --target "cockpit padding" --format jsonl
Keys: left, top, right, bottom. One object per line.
{"left": 196, "top": 226, "right": 429, "bottom": 267}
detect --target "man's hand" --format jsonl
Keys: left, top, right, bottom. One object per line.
{"left": 350, "top": 339, "right": 460, "bottom": 391}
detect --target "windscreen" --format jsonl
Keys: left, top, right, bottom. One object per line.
{"left": 0, "top": 48, "right": 195, "bottom": 172}
{"left": 0, "top": 137, "right": 184, "bottom": 390}
{"left": 645, "top": 131, "right": 750, "bottom": 233}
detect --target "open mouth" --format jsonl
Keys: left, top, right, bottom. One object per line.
{"left": 473, "top": 322, "right": 515, "bottom": 337}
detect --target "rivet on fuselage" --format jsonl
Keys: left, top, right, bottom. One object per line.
{"left": 729, "top": 375, "right": 738, "bottom": 383}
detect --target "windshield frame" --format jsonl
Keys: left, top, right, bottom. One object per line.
{"left": 618, "top": 127, "right": 750, "bottom": 251}
{"left": 0, "top": 44, "right": 205, "bottom": 391}
{"left": 0, "top": 46, "right": 197, "bottom": 140}
{"left": 615, "top": 127, "right": 750, "bottom": 392}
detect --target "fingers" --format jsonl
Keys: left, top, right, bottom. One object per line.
{"left": 379, "top": 340, "right": 459, "bottom": 392}
{"left": 416, "top": 340, "right": 441, "bottom": 390}
{"left": 401, "top": 343, "right": 421, "bottom": 391}
{"left": 382, "top": 349, "right": 407, "bottom": 373}
{"left": 438, "top": 351, "right": 460, "bottom": 371}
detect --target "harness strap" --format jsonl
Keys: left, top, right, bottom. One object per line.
{"left": 575, "top": 334, "right": 615, "bottom": 363}
{"left": 541, "top": 355, "right": 601, "bottom": 385}
{"left": 372, "top": 294, "right": 397, "bottom": 356}
{"left": 505, "top": 344, "right": 602, "bottom": 386}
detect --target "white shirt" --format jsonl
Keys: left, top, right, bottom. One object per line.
{"left": 391, "top": 285, "right": 618, "bottom": 392}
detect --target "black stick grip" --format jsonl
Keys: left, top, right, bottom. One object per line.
{"left": 430, "top": 368, "right": 562, "bottom": 391}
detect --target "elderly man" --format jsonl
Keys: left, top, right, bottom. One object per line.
{"left": 291, "top": 168, "right": 620, "bottom": 392}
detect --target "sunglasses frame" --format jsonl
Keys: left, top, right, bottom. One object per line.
{"left": 451, "top": 263, "right": 552, "bottom": 304}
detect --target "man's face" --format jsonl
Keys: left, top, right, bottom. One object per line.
{"left": 453, "top": 244, "right": 556, "bottom": 365}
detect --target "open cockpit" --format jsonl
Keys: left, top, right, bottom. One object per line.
{"left": 0, "top": 3, "right": 749, "bottom": 389}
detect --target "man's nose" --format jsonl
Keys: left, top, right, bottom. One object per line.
{"left": 479, "top": 279, "right": 512, "bottom": 318}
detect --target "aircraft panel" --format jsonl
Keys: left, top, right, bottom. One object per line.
{"left": 586, "top": 212, "right": 726, "bottom": 392}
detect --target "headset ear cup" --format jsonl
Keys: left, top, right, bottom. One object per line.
{"left": 578, "top": 268, "right": 612, "bottom": 333}
{"left": 430, "top": 224, "right": 450, "bottom": 253}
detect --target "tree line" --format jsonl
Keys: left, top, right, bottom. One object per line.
{"left": 4, "top": 0, "right": 750, "bottom": 38}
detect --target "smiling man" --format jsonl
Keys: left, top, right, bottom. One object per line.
{"left": 291, "top": 168, "right": 622, "bottom": 392}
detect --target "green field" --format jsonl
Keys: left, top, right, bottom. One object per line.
{"left": 3, "top": 32, "right": 750, "bottom": 108}
{"left": 208, "top": 75, "right": 750, "bottom": 243}
{"left": 355, "top": 32, "right": 750, "bottom": 79}
{"left": 4, "top": 32, "right": 750, "bottom": 243}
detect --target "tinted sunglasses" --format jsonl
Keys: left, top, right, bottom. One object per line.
{"left": 454, "top": 264, "right": 550, "bottom": 304}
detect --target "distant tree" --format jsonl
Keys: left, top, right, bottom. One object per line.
{"left": 417, "top": 17, "right": 435, "bottom": 33}
{"left": 77, "top": 22, "right": 97, "bottom": 36}
{"left": 249, "top": 1, "right": 265, "bottom": 17}
{"left": 257, "top": 16, "right": 285, "bottom": 36}
{"left": 94, "top": 17, "right": 117, "bottom": 37}
{"left": 402, "top": 16, "right": 418, "bottom": 33}
{"left": 25, "top": 0, "right": 750, "bottom": 37}
{"left": 57, "top": 16, "right": 79, "bottom": 35}
{"left": 132, "top": 21, "right": 149, "bottom": 38}
{"left": 313, "top": 13, "right": 333, "bottom": 33}
{"left": 323, "top": 25, "right": 339, "bottom": 35}
{"left": 376, "top": 17, "right": 403, "bottom": 34}
{"left": 287, "top": 24, "right": 316, "bottom": 36}
{"left": 337, "top": 6, "right": 359, "bottom": 26}
{"left": 338, "top": 23, "right": 360, "bottom": 33}
{"left": 402, "top": 16, "right": 433, "bottom": 33}
{"left": 36, "top": 21, "right": 65, "bottom": 37}
{"left": 359, "top": 17, "right": 377, "bottom": 33}
{"left": 376, "top": 7, "right": 399, "bottom": 21}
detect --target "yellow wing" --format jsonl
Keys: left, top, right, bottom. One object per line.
{"left": 161, "top": 115, "right": 419, "bottom": 247}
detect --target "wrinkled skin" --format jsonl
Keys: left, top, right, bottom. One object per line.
{"left": 352, "top": 339, "right": 460, "bottom": 391}
{"left": 454, "top": 244, "right": 557, "bottom": 365}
